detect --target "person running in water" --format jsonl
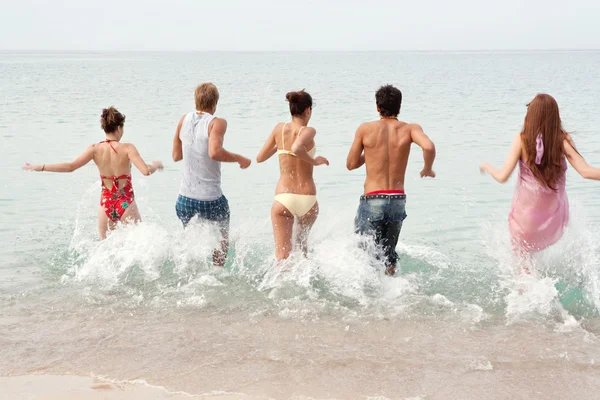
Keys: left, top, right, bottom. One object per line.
{"left": 172, "top": 82, "right": 252, "bottom": 266}
{"left": 480, "top": 93, "right": 600, "bottom": 259}
{"left": 256, "top": 90, "right": 329, "bottom": 261}
{"left": 23, "top": 107, "right": 163, "bottom": 239}
{"left": 347, "top": 85, "right": 436, "bottom": 275}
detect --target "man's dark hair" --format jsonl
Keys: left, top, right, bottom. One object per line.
{"left": 375, "top": 85, "right": 402, "bottom": 117}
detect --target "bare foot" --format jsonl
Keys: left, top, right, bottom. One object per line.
{"left": 213, "top": 250, "right": 226, "bottom": 267}
{"left": 385, "top": 265, "right": 396, "bottom": 276}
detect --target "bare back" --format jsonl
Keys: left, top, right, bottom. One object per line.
{"left": 275, "top": 122, "right": 317, "bottom": 195}
{"left": 361, "top": 119, "right": 413, "bottom": 193}
{"left": 94, "top": 141, "right": 133, "bottom": 190}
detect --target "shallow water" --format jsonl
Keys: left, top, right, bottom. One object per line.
{"left": 2, "top": 51, "right": 600, "bottom": 398}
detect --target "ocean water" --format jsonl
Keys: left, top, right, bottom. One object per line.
{"left": 2, "top": 51, "right": 600, "bottom": 399}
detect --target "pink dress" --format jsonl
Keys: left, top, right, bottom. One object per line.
{"left": 508, "top": 159, "right": 569, "bottom": 252}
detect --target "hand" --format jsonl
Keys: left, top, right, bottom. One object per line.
{"left": 479, "top": 162, "right": 490, "bottom": 175}
{"left": 151, "top": 161, "right": 164, "bottom": 171}
{"left": 314, "top": 156, "right": 329, "bottom": 166}
{"left": 420, "top": 168, "right": 435, "bottom": 178}
{"left": 237, "top": 156, "right": 251, "bottom": 169}
{"left": 23, "top": 163, "right": 41, "bottom": 171}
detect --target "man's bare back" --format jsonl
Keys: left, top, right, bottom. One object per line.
{"left": 347, "top": 84, "right": 436, "bottom": 276}
{"left": 347, "top": 118, "right": 436, "bottom": 193}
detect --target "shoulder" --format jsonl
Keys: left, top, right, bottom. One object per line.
{"left": 86, "top": 143, "right": 97, "bottom": 154}
{"left": 563, "top": 132, "right": 575, "bottom": 145}
{"left": 513, "top": 132, "right": 523, "bottom": 144}
{"left": 406, "top": 123, "right": 424, "bottom": 133}
{"left": 210, "top": 117, "right": 227, "bottom": 129}
{"left": 356, "top": 121, "right": 374, "bottom": 134}
{"left": 300, "top": 126, "right": 316, "bottom": 135}
{"left": 120, "top": 143, "right": 137, "bottom": 152}
{"left": 361, "top": 121, "right": 378, "bottom": 128}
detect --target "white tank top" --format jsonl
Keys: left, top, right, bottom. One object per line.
{"left": 178, "top": 112, "right": 222, "bottom": 201}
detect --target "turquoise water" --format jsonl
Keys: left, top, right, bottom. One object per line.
{"left": 2, "top": 51, "right": 600, "bottom": 398}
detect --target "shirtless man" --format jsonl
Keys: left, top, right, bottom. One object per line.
{"left": 346, "top": 85, "right": 436, "bottom": 275}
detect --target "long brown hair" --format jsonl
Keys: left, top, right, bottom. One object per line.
{"left": 521, "top": 94, "right": 568, "bottom": 190}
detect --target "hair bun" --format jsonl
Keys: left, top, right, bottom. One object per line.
{"left": 285, "top": 91, "right": 297, "bottom": 102}
{"left": 100, "top": 106, "right": 126, "bottom": 133}
{"left": 286, "top": 89, "right": 306, "bottom": 103}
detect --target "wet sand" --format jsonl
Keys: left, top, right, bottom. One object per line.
{"left": 2, "top": 309, "right": 600, "bottom": 400}
{"left": 0, "top": 375, "right": 256, "bottom": 400}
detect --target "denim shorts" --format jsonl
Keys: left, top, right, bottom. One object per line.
{"left": 175, "top": 194, "right": 230, "bottom": 232}
{"left": 354, "top": 194, "right": 407, "bottom": 267}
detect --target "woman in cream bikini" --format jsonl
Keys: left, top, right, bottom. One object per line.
{"left": 257, "top": 90, "right": 329, "bottom": 261}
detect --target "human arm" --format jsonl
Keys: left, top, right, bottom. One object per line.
{"left": 410, "top": 124, "right": 436, "bottom": 178}
{"left": 291, "top": 127, "right": 329, "bottom": 166}
{"left": 346, "top": 124, "right": 365, "bottom": 170}
{"left": 564, "top": 137, "right": 600, "bottom": 180}
{"left": 172, "top": 114, "right": 186, "bottom": 162}
{"left": 23, "top": 145, "right": 95, "bottom": 172}
{"left": 127, "top": 144, "right": 163, "bottom": 176}
{"left": 479, "top": 134, "right": 521, "bottom": 183}
{"left": 256, "top": 125, "right": 278, "bottom": 163}
{"left": 208, "top": 118, "right": 251, "bottom": 169}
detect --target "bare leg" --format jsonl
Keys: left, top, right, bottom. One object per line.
{"left": 213, "top": 225, "right": 229, "bottom": 267}
{"left": 295, "top": 201, "right": 319, "bottom": 257}
{"left": 271, "top": 201, "right": 294, "bottom": 261}
{"left": 120, "top": 201, "right": 142, "bottom": 225}
{"left": 97, "top": 206, "right": 110, "bottom": 239}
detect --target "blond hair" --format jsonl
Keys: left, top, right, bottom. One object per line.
{"left": 195, "top": 83, "right": 219, "bottom": 111}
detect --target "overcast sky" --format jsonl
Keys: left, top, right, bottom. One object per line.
{"left": 1, "top": 0, "right": 598, "bottom": 51}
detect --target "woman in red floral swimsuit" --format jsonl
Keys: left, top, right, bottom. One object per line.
{"left": 23, "top": 107, "right": 163, "bottom": 239}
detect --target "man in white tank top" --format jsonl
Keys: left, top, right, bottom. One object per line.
{"left": 172, "top": 83, "right": 251, "bottom": 266}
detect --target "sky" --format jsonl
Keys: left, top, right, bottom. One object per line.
{"left": 1, "top": 0, "right": 599, "bottom": 51}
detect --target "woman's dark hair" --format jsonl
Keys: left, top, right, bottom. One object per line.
{"left": 285, "top": 89, "right": 312, "bottom": 116}
{"left": 100, "top": 107, "right": 126, "bottom": 133}
{"left": 376, "top": 85, "right": 402, "bottom": 117}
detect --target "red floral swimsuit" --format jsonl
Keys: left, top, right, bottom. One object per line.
{"left": 99, "top": 140, "right": 135, "bottom": 222}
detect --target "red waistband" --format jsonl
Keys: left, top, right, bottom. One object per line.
{"left": 365, "top": 190, "right": 405, "bottom": 196}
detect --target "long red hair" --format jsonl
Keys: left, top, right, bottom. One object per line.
{"left": 521, "top": 94, "right": 568, "bottom": 190}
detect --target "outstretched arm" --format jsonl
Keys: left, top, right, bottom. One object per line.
{"left": 23, "top": 145, "right": 95, "bottom": 172}
{"left": 564, "top": 137, "right": 600, "bottom": 180}
{"left": 480, "top": 134, "right": 521, "bottom": 183}
{"left": 291, "top": 127, "right": 329, "bottom": 166}
{"left": 256, "top": 125, "right": 278, "bottom": 163}
{"left": 346, "top": 124, "right": 365, "bottom": 170}
{"left": 410, "top": 124, "right": 436, "bottom": 177}
{"left": 127, "top": 144, "right": 163, "bottom": 176}
{"left": 208, "top": 118, "right": 251, "bottom": 169}
{"left": 172, "top": 114, "right": 186, "bottom": 162}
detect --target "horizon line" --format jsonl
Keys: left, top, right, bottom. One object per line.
{"left": 1, "top": 48, "right": 599, "bottom": 53}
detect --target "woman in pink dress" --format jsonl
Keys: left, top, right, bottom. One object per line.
{"left": 480, "top": 93, "right": 600, "bottom": 255}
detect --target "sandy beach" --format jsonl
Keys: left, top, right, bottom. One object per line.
{"left": 0, "top": 375, "right": 260, "bottom": 400}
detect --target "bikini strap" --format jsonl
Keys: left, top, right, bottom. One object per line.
{"left": 297, "top": 126, "right": 305, "bottom": 137}
{"left": 100, "top": 174, "right": 131, "bottom": 189}
{"left": 99, "top": 139, "right": 118, "bottom": 154}
{"left": 100, "top": 175, "right": 118, "bottom": 189}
